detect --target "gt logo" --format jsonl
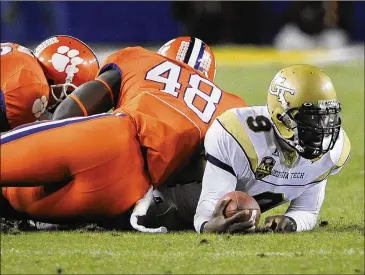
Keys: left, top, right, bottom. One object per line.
{"left": 51, "top": 46, "right": 84, "bottom": 82}
{"left": 269, "top": 76, "right": 295, "bottom": 109}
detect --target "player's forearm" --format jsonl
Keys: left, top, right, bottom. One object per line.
{"left": 51, "top": 95, "right": 85, "bottom": 119}
{"left": 194, "top": 163, "right": 237, "bottom": 232}
{"left": 73, "top": 80, "right": 114, "bottom": 115}
{"left": 194, "top": 200, "right": 216, "bottom": 232}
{"left": 284, "top": 211, "right": 318, "bottom": 232}
{"left": 52, "top": 80, "right": 113, "bottom": 120}
{"left": 283, "top": 180, "right": 326, "bottom": 232}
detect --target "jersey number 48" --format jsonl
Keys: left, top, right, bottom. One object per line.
{"left": 145, "top": 61, "right": 222, "bottom": 123}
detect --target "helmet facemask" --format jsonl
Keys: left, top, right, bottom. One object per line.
{"left": 50, "top": 82, "right": 77, "bottom": 102}
{"left": 279, "top": 102, "right": 341, "bottom": 159}
{"left": 47, "top": 69, "right": 78, "bottom": 110}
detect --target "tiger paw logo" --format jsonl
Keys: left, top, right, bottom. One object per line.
{"left": 32, "top": 96, "right": 48, "bottom": 118}
{"left": 51, "top": 46, "right": 84, "bottom": 76}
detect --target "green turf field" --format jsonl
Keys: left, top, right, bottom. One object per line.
{"left": 1, "top": 62, "right": 364, "bottom": 274}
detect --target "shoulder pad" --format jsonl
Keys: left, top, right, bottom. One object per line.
{"left": 217, "top": 109, "right": 259, "bottom": 171}
{"left": 335, "top": 129, "right": 351, "bottom": 169}
{"left": 313, "top": 128, "right": 351, "bottom": 182}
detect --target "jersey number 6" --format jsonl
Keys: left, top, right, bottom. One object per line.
{"left": 145, "top": 61, "right": 222, "bottom": 123}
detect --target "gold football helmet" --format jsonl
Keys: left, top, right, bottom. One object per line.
{"left": 267, "top": 64, "right": 341, "bottom": 159}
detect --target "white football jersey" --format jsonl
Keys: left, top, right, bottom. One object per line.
{"left": 194, "top": 106, "right": 351, "bottom": 232}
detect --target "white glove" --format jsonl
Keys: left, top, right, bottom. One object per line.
{"left": 130, "top": 187, "right": 168, "bottom": 233}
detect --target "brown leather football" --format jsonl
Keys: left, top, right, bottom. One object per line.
{"left": 219, "top": 191, "right": 261, "bottom": 226}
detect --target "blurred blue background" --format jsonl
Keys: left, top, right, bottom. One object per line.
{"left": 1, "top": 1, "right": 364, "bottom": 46}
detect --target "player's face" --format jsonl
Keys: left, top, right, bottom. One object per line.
{"left": 288, "top": 105, "right": 341, "bottom": 159}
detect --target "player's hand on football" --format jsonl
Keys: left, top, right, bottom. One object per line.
{"left": 264, "top": 215, "right": 297, "bottom": 233}
{"left": 203, "top": 198, "right": 255, "bottom": 234}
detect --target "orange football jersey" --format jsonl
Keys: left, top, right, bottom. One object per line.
{"left": 0, "top": 43, "right": 49, "bottom": 130}
{"left": 100, "top": 46, "right": 247, "bottom": 186}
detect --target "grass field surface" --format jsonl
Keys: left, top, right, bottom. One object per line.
{"left": 1, "top": 52, "right": 364, "bottom": 274}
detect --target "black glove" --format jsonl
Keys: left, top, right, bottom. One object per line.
{"left": 202, "top": 198, "right": 256, "bottom": 234}
{"left": 264, "top": 215, "right": 297, "bottom": 233}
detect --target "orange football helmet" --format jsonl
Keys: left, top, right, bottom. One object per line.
{"left": 34, "top": 35, "right": 99, "bottom": 108}
{"left": 157, "top": 36, "right": 216, "bottom": 81}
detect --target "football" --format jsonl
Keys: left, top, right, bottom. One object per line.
{"left": 219, "top": 191, "right": 261, "bottom": 226}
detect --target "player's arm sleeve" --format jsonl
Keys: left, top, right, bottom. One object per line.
{"left": 52, "top": 70, "right": 120, "bottom": 120}
{"left": 284, "top": 179, "right": 327, "bottom": 232}
{"left": 193, "top": 119, "right": 250, "bottom": 233}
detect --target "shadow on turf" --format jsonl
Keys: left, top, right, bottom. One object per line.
{"left": 2, "top": 218, "right": 363, "bottom": 235}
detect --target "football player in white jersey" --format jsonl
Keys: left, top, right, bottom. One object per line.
{"left": 131, "top": 64, "right": 350, "bottom": 234}
{"left": 196, "top": 64, "right": 350, "bottom": 234}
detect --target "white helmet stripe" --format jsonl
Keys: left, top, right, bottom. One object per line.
{"left": 187, "top": 38, "right": 203, "bottom": 68}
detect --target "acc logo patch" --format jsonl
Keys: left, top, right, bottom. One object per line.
{"left": 255, "top": 156, "right": 276, "bottom": 180}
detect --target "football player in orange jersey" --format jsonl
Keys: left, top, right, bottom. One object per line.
{"left": 0, "top": 36, "right": 99, "bottom": 132}
{"left": 0, "top": 43, "right": 49, "bottom": 132}
{"left": 53, "top": 37, "right": 248, "bottom": 187}
{"left": 0, "top": 37, "right": 248, "bottom": 232}
{"left": 0, "top": 35, "right": 99, "bottom": 224}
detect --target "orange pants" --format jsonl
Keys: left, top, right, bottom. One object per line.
{"left": 0, "top": 113, "right": 150, "bottom": 221}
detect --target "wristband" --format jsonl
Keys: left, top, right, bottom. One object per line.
{"left": 284, "top": 215, "right": 298, "bottom": 232}
{"left": 200, "top": 221, "right": 208, "bottom": 233}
